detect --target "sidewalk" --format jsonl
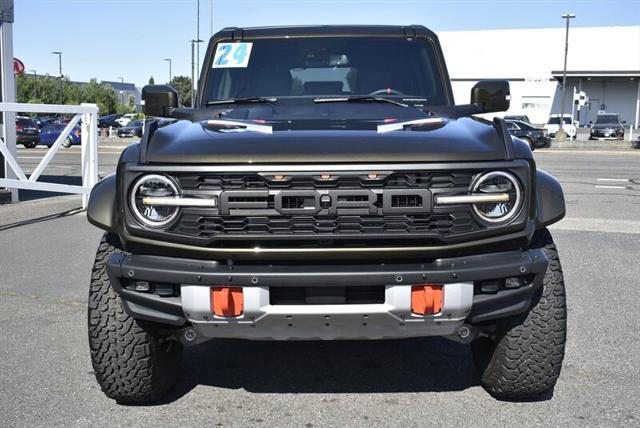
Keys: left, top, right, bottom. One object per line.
{"left": 545, "top": 139, "right": 639, "bottom": 151}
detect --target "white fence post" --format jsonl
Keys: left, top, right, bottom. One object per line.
{"left": 0, "top": 102, "right": 99, "bottom": 208}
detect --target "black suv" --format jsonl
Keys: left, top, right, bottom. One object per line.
{"left": 590, "top": 113, "right": 625, "bottom": 140}
{"left": 506, "top": 119, "right": 550, "bottom": 150}
{"left": 16, "top": 117, "right": 40, "bottom": 148}
{"left": 87, "top": 25, "right": 567, "bottom": 404}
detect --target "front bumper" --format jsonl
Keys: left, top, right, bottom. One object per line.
{"left": 106, "top": 248, "right": 548, "bottom": 342}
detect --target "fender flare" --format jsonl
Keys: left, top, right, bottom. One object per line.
{"left": 87, "top": 173, "right": 117, "bottom": 232}
{"left": 535, "top": 169, "right": 566, "bottom": 228}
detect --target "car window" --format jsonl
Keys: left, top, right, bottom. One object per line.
{"left": 17, "top": 118, "right": 37, "bottom": 127}
{"left": 506, "top": 121, "right": 519, "bottom": 130}
{"left": 594, "top": 115, "right": 620, "bottom": 124}
{"left": 204, "top": 37, "right": 447, "bottom": 105}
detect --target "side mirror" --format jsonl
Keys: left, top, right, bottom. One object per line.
{"left": 142, "top": 85, "right": 178, "bottom": 117}
{"left": 471, "top": 80, "right": 510, "bottom": 113}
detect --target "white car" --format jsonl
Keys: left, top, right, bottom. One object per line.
{"left": 115, "top": 113, "right": 136, "bottom": 127}
{"left": 544, "top": 115, "right": 578, "bottom": 139}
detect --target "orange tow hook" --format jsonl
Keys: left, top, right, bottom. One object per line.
{"left": 411, "top": 284, "right": 443, "bottom": 315}
{"left": 210, "top": 287, "right": 244, "bottom": 317}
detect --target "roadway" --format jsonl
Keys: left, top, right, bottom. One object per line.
{"left": 1, "top": 145, "right": 639, "bottom": 426}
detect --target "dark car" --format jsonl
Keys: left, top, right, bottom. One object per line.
{"left": 505, "top": 120, "right": 550, "bottom": 150}
{"left": 87, "top": 25, "right": 567, "bottom": 404}
{"left": 116, "top": 119, "right": 147, "bottom": 137}
{"left": 39, "top": 123, "right": 81, "bottom": 148}
{"left": 589, "top": 113, "right": 625, "bottom": 140}
{"left": 98, "top": 114, "right": 123, "bottom": 128}
{"left": 504, "top": 114, "right": 532, "bottom": 123}
{"left": 15, "top": 117, "right": 40, "bottom": 148}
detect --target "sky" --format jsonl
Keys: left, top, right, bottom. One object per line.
{"left": 12, "top": 0, "right": 640, "bottom": 87}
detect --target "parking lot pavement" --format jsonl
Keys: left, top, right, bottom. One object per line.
{"left": 1, "top": 151, "right": 639, "bottom": 426}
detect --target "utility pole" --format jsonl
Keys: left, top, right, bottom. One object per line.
{"left": 556, "top": 13, "right": 575, "bottom": 142}
{"left": 118, "top": 76, "right": 124, "bottom": 105}
{"left": 51, "top": 51, "right": 62, "bottom": 104}
{"left": 190, "top": 39, "right": 203, "bottom": 108}
{"left": 28, "top": 69, "right": 37, "bottom": 99}
{"left": 196, "top": 0, "right": 200, "bottom": 71}
{"left": 163, "top": 58, "right": 172, "bottom": 83}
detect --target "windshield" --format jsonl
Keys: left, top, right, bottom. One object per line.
{"left": 594, "top": 115, "right": 620, "bottom": 124}
{"left": 203, "top": 37, "right": 446, "bottom": 104}
{"left": 548, "top": 117, "right": 572, "bottom": 125}
{"left": 129, "top": 120, "right": 143, "bottom": 126}
{"left": 17, "top": 118, "right": 36, "bottom": 127}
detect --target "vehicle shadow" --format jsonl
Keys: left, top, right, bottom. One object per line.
{"left": 18, "top": 175, "right": 82, "bottom": 202}
{"left": 163, "top": 336, "right": 479, "bottom": 402}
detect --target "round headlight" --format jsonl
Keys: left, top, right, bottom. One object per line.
{"left": 130, "top": 174, "right": 180, "bottom": 227}
{"left": 472, "top": 171, "right": 523, "bottom": 224}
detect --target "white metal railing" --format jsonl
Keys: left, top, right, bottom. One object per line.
{"left": 0, "top": 102, "right": 99, "bottom": 208}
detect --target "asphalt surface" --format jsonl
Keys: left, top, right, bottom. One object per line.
{"left": 1, "top": 146, "right": 639, "bottom": 427}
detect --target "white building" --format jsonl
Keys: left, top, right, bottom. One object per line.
{"left": 439, "top": 26, "right": 640, "bottom": 127}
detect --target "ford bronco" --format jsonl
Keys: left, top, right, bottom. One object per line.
{"left": 87, "top": 25, "right": 567, "bottom": 403}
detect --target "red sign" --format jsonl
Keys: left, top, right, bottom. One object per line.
{"left": 13, "top": 57, "right": 25, "bottom": 76}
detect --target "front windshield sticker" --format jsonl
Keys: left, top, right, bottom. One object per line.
{"left": 212, "top": 42, "right": 253, "bottom": 68}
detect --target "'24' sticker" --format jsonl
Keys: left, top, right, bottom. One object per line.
{"left": 212, "top": 43, "right": 253, "bottom": 68}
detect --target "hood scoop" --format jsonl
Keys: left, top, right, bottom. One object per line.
{"left": 377, "top": 117, "right": 446, "bottom": 134}
{"left": 203, "top": 119, "right": 273, "bottom": 135}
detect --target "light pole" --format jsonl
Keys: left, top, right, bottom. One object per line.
{"left": 557, "top": 13, "right": 575, "bottom": 142}
{"left": 51, "top": 51, "right": 63, "bottom": 104}
{"left": 118, "top": 76, "right": 125, "bottom": 105}
{"left": 190, "top": 39, "right": 203, "bottom": 107}
{"left": 163, "top": 58, "right": 172, "bottom": 83}
{"left": 196, "top": 0, "right": 200, "bottom": 81}
{"left": 28, "top": 69, "right": 37, "bottom": 100}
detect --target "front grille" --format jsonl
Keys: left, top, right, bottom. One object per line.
{"left": 144, "top": 170, "right": 491, "bottom": 245}
{"left": 179, "top": 171, "right": 472, "bottom": 191}
{"left": 176, "top": 212, "right": 475, "bottom": 238}
{"left": 269, "top": 286, "right": 385, "bottom": 305}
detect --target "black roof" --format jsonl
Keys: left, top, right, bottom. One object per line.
{"left": 213, "top": 24, "right": 438, "bottom": 41}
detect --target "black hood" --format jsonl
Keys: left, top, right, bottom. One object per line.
{"left": 141, "top": 102, "right": 527, "bottom": 164}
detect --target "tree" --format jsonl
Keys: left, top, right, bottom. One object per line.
{"left": 168, "top": 75, "right": 192, "bottom": 107}
{"left": 16, "top": 75, "right": 121, "bottom": 115}
{"left": 148, "top": 76, "right": 155, "bottom": 85}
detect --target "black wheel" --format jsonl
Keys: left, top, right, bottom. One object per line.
{"left": 23, "top": 142, "right": 36, "bottom": 148}
{"left": 62, "top": 136, "right": 72, "bottom": 148}
{"left": 521, "top": 137, "right": 534, "bottom": 151}
{"left": 471, "top": 228, "right": 566, "bottom": 400}
{"left": 88, "top": 233, "right": 182, "bottom": 404}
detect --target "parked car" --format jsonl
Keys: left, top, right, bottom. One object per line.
{"left": 15, "top": 117, "right": 40, "bottom": 148}
{"left": 39, "top": 123, "right": 81, "bottom": 148}
{"left": 98, "top": 114, "right": 123, "bottom": 128}
{"left": 115, "top": 113, "right": 136, "bottom": 127}
{"left": 506, "top": 120, "right": 550, "bottom": 150}
{"left": 544, "top": 114, "right": 577, "bottom": 139}
{"left": 87, "top": 24, "right": 568, "bottom": 404}
{"left": 116, "top": 119, "right": 148, "bottom": 137}
{"left": 589, "top": 113, "right": 625, "bottom": 140}
{"left": 504, "top": 114, "right": 532, "bottom": 123}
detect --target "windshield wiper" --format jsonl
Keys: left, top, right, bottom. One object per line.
{"left": 314, "top": 96, "right": 408, "bottom": 107}
{"left": 206, "top": 97, "right": 277, "bottom": 106}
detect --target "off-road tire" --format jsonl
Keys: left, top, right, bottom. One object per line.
{"left": 472, "top": 228, "right": 566, "bottom": 400}
{"left": 88, "top": 233, "right": 182, "bottom": 404}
